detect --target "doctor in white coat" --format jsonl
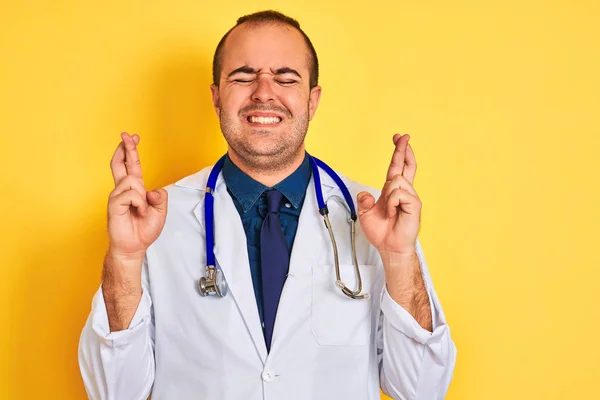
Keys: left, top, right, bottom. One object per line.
{"left": 78, "top": 10, "right": 456, "bottom": 400}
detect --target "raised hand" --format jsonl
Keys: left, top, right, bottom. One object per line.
{"left": 107, "top": 132, "right": 168, "bottom": 261}
{"left": 356, "top": 134, "right": 421, "bottom": 256}
{"left": 103, "top": 132, "right": 168, "bottom": 332}
{"left": 356, "top": 134, "right": 431, "bottom": 330}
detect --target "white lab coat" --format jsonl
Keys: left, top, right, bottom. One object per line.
{"left": 78, "top": 163, "right": 456, "bottom": 400}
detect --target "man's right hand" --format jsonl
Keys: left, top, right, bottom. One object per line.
{"left": 103, "top": 132, "right": 168, "bottom": 331}
{"left": 107, "top": 132, "right": 168, "bottom": 262}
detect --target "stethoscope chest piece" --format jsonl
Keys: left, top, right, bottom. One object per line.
{"left": 199, "top": 265, "right": 228, "bottom": 297}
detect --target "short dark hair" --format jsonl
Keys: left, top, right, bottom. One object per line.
{"left": 212, "top": 10, "right": 319, "bottom": 88}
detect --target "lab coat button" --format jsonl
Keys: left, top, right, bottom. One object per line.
{"left": 262, "top": 371, "right": 275, "bottom": 382}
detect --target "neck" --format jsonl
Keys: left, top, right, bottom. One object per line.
{"left": 227, "top": 147, "right": 306, "bottom": 187}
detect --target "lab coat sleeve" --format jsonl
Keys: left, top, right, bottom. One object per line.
{"left": 78, "top": 256, "right": 155, "bottom": 400}
{"left": 377, "top": 239, "right": 457, "bottom": 400}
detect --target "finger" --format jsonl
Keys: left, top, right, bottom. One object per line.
{"left": 404, "top": 143, "right": 417, "bottom": 185}
{"left": 109, "top": 189, "right": 148, "bottom": 217}
{"left": 386, "top": 188, "right": 420, "bottom": 219}
{"left": 386, "top": 133, "right": 410, "bottom": 182}
{"left": 110, "top": 174, "right": 147, "bottom": 200}
{"left": 146, "top": 188, "right": 168, "bottom": 212}
{"left": 110, "top": 140, "right": 127, "bottom": 186}
{"left": 357, "top": 191, "right": 376, "bottom": 217}
{"left": 385, "top": 174, "right": 418, "bottom": 196}
{"left": 121, "top": 132, "right": 143, "bottom": 179}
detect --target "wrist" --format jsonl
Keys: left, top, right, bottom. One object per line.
{"left": 378, "top": 248, "right": 418, "bottom": 267}
{"left": 106, "top": 245, "right": 145, "bottom": 266}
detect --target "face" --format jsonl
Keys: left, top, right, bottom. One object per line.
{"left": 211, "top": 23, "right": 322, "bottom": 171}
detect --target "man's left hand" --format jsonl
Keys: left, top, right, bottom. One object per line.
{"left": 357, "top": 134, "right": 420, "bottom": 257}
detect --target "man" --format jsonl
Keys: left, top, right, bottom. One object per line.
{"left": 79, "top": 10, "right": 456, "bottom": 400}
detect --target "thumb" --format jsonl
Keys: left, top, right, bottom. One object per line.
{"left": 147, "top": 188, "right": 168, "bottom": 211}
{"left": 357, "top": 191, "right": 376, "bottom": 217}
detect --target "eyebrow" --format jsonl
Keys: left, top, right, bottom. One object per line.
{"left": 227, "top": 66, "right": 257, "bottom": 77}
{"left": 274, "top": 67, "right": 302, "bottom": 79}
{"left": 227, "top": 65, "right": 302, "bottom": 79}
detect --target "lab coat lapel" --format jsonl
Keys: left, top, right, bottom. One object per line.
{"left": 288, "top": 177, "right": 333, "bottom": 276}
{"left": 192, "top": 178, "right": 268, "bottom": 363}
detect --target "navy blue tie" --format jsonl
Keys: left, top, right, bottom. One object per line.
{"left": 260, "top": 189, "right": 289, "bottom": 352}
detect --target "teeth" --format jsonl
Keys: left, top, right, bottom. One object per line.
{"left": 249, "top": 116, "right": 281, "bottom": 124}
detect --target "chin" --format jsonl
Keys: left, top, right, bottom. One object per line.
{"left": 247, "top": 144, "right": 287, "bottom": 157}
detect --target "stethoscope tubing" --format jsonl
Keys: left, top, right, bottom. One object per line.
{"left": 202, "top": 153, "right": 368, "bottom": 300}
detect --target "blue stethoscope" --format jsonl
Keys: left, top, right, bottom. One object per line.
{"left": 198, "top": 154, "right": 369, "bottom": 300}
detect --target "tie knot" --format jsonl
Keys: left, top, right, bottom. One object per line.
{"left": 265, "top": 189, "right": 283, "bottom": 214}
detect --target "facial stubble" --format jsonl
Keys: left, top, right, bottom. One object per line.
{"left": 218, "top": 102, "right": 310, "bottom": 172}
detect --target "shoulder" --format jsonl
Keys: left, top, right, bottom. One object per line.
{"left": 157, "top": 166, "right": 214, "bottom": 224}
{"left": 163, "top": 166, "right": 212, "bottom": 199}
{"left": 326, "top": 167, "right": 381, "bottom": 199}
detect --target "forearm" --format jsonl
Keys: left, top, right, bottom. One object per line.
{"left": 380, "top": 250, "right": 432, "bottom": 331}
{"left": 377, "top": 241, "right": 456, "bottom": 399}
{"left": 79, "top": 283, "right": 155, "bottom": 400}
{"left": 102, "top": 251, "right": 144, "bottom": 332}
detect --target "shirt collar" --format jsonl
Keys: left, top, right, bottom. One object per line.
{"left": 222, "top": 153, "right": 312, "bottom": 213}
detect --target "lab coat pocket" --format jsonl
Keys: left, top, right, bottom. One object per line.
{"left": 311, "top": 263, "right": 376, "bottom": 346}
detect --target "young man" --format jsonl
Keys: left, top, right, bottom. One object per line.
{"left": 79, "top": 10, "right": 456, "bottom": 400}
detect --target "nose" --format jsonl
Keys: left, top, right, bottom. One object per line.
{"left": 251, "top": 76, "right": 276, "bottom": 103}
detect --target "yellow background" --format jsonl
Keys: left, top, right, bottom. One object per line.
{"left": 1, "top": 0, "right": 599, "bottom": 399}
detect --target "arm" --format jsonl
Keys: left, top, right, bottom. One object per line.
{"left": 78, "top": 132, "right": 167, "bottom": 399}
{"left": 102, "top": 252, "right": 145, "bottom": 331}
{"left": 380, "top": 248, "right": 431, "bottom": 332}
{"left": 78, "top": 255, "right": 155, "bottom": 400}
{"left": 357, "top": 134, "right": 456, "bottom": 398}
{"left": 377, "top": 239, "right": 456, "bottom": 399}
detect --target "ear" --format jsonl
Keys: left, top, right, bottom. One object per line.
{"left": 210, "top": 84, "right": 221, "bottom": 118}
{"left": 308, "top": 85, "right": 322, "bottom": 121}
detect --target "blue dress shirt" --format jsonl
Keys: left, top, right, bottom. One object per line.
{"left": 222, "top": 154, "right": 312, "bottom": 324}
